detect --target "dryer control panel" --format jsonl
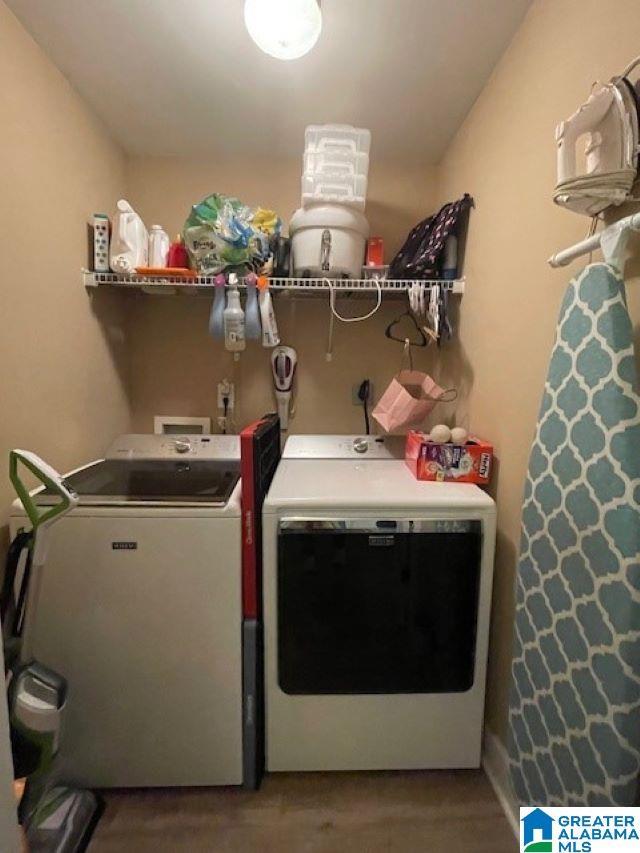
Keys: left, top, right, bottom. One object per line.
{"left": 282, "top": 435, "right": 405, "bottom": 460}
{"left": 105, "top": 433, "right": 240, "bottom": 460}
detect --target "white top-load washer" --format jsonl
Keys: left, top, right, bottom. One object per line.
{"left": 263, "top": 435, "right": 496, "bottom": 772}
{"left": 10, "top": 433, "right": 243, "bottom": 788}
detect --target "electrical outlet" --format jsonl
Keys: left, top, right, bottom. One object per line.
{"left": 217, "top": 379, "right": 235, "bottom": 411}
{"left": 352, "top": 380, "right": 373, "bottom": 406}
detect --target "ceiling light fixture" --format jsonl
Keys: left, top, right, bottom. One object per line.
{"left": 244, "top": 0, "right": 322, "bottom": 61}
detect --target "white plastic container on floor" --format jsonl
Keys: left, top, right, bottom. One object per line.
{"left": 305, "top": 124, "right": 371, "bottom": 157}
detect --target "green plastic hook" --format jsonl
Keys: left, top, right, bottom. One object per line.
{"left": 9, "top": 450, "right": 75, "bottom": 532}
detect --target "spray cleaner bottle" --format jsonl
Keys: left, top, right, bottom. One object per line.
{"left": 224, "top": 273, "right": 246, "bottom": 354}
{"left": 209, "top": 273, "right": 226, "bottom": 338}
{"left": 257, "top": 276, "right": 280, "bottom": 347}
{"left": 244, "top": 273, "right": 262, "bottom": 340}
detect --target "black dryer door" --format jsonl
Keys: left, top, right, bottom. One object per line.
{"left": 277, "top": 519, "right": 482, "bottom": 695}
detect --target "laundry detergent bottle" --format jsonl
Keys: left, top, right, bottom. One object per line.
{"left": 223, "top": 274, "right": 246, "bottom": 353}
{"left": 167, "top": 234, "right": 189, "bottom": 268}
{"left": 109, "top": 199, "right": 148, "bottom": 273}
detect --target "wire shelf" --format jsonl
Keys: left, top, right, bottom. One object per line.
{"left": 83, "top": 271, "right": 465, "bottom": 297}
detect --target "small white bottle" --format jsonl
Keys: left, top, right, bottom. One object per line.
{"left": 224, "top": 274, "right": 246, "bottom": 353}
{"left": 148, "top": 224, "right": 170, "bottom": 267}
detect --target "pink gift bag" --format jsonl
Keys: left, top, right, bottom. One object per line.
{"left": 372, "top": 370, "right": 449, "bottom": 433}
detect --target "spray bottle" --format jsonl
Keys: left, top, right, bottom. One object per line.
{"left": 244, "top": 273, "right": 262, "bottom": 340}
{"left": 257, "top": 276, "right": 280, "bottom": 348}
{"left": 209, "top": 273, "right": 226, "bottom": 339}
{"left": 224, "top": 273, "right": 246, "bottom": 355}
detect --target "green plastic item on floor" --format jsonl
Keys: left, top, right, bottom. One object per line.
{"left": 5, "top": 450, "right": 104, "bottom": 852}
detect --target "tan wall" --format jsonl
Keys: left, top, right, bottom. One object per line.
{"left": 125, "top": 156, "right": 438, "bottom": 432}
{"left": 435, "top": 0, "right": 640, "bottom": 745}
{"left": 0, "top": 1, "right": 130, "bottom": 549}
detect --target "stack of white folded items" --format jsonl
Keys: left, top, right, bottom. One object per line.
{"left": 301, "top": 124, "right": 371, "bottom": 210}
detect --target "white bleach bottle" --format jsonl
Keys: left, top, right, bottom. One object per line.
{"left": 224, "top": 274, "right": 246, "bottom": 353}
{"left": 148, "top": 225, "right": 170, "bottom": 267}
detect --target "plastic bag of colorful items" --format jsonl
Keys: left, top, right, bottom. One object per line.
{"left": 183, "top": 193, "right": 281, "bottom": 275}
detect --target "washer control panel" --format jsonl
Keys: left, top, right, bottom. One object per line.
{"left": 283, "top": 435, "right": 405, "bottom": 460}
{"left": 105, "top": 434, "right": 240, "bottom": 460}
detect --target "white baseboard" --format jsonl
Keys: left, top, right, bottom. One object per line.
{"left": 482, "top": 727, "right": 519, "bottom": 838}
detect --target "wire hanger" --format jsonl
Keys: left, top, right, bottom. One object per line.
{"left": 385, "top": 310, "right": 428, "bottom": 347}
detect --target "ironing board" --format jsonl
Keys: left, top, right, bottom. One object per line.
{"left": 509, "top": 262, "right": 640, "bottom": 806}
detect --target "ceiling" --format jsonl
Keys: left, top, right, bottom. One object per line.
{"left": 7, "top": 0, "right": 531, "bottom": 163}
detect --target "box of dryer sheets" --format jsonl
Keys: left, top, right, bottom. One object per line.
{"left": 405, "top": 431, "right": 493, "bottom": 484}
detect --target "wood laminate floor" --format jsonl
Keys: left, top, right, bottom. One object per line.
{"left": 90, "top": 770, "right": 517, "bottom": 853}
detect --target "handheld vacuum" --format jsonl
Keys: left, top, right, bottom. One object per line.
{"left": 270, "top": 346, "right": 297, "bottom": 431}
{"left": 2, "top": 450, "right": 102, "bottom": 852}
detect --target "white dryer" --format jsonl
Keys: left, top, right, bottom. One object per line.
{"left": 263, "top": 435, "right": 496, "bottom": 772}
{"left": 10, "top": 433, "right": 244, "bottom": 788}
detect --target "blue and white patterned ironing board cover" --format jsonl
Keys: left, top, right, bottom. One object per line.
{"left": 509, "top": 263, "right": 640, "bottom": 806}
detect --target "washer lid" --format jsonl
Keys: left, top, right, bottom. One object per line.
{"left": 37, "top": 459, "right": 240, "bottom": 507}
{"left": 265, "top": 458, "right": 495, "bottom": 512}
